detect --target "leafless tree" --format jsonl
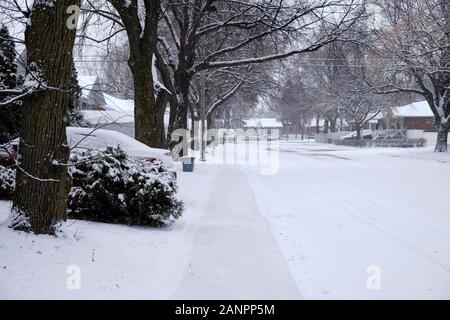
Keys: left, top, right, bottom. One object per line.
{"left": 368, "top": 0, "right": 450, "bottom": 151}
{"left": 157, "top": 0, "right": 366, "bottom": 145}
{"left": 5, "top": 0, "right": 81, "bottom": 235}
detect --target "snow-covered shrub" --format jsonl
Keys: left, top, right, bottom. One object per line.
{"left": 68, "top": 147, "right": 183, "bottom": 226}
{"left": 373, "top": 129, "right": 406, "bottom": 140}
{"left": 0, "top": 165, "right": 15, "bottom": 200}
{"left": 67, "top": 107, "right": 90, "bottom": 127}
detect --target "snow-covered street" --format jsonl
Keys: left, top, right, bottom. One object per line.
{"left": 1, "top": 142, "right": 450, "bottom": 299}
{"left": 243, "top": 142, "right": 450, "bottom": 299}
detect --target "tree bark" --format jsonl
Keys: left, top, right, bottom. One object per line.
{"left": 130, "top": 60, "right": 159, "bottom": 147}
{"left": 356, "top": 125, "right": 362, "bottom": 140}
{"left": 11, "top": 0, "right": 79, "bottom": 235}
{"left": 435, "top": 122, "right": 448, "bottom": 152}
{"left": 330, "top": 116, "right": 337, "bottom": 133}
{"left": 108, "top": 0, "right": 161, "bottom": 148}
{"left": 167, "top": 70, "right": 191, "bottom": 147}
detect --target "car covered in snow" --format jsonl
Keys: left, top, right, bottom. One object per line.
{"left": 0, "top": 141, "right": 17, "bottom": 168}
{"left": 0, "top": 127, "right": 177, "bottom": 178}
{"left": 67, "top": 127, "right": 176, "bottom": 178}
{"left": 341, "top": 130, "right": 373, "bottom": 140}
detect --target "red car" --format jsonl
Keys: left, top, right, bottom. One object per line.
{"left": 0, "top": 140, "right": 18, "bottom": 168}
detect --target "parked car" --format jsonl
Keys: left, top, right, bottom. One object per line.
{"left": 341, "top": 130, "right": 373, "bottom": 140}
{"left": 0, "top": 127, "right": 177, "bottom": 178}
{"left": 0, "top": 140, "right": 18, "bottom": 168}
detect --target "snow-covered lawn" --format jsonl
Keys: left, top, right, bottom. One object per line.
{"left": 1, "top": 141, "right": 449, "bottom": 299}
{"left": 0, "top": 166, "right": 218, "bottom": 299}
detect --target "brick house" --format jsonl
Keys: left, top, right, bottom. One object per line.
{"left": 380, "top": 101, "right": 437, "bottom": 132}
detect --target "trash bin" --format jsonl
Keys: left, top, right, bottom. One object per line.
{"left": 181, "top": 156, "right": 195, "bottom": 172}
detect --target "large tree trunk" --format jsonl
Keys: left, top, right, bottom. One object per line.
{"left": 435, "top": 122, "right": 448, "bottom": 152}
{"left": 108, "top": 0, "right": 161, "bottom": 148}
{"left": 323, "top": 119, "right": 329, "bottom": 134}
{"left": 356, "top": 125, "right": 362, "bottom": 140}
{"left": 330, "top": 116, "right": 337, "bottom": 133}
{"left": 131, "top": 62, "right": 158, "bottom": 146}
{"left": 167, "top": 70, "right": 190, "bottom": 147}
{"left": 11, "top": 0, "right": 79, "bottom": 235}
{"left": 130, "top": 59, "right": 166, "bottom": 148}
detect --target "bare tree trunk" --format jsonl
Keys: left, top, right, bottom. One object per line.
{"left": 130, "top": 61, "right": 158, "bottom": 146}
{"left": 167, "top": 71, "right": 190, "bottom": 147}
{"left": 435, "top": 122, "right": 448, "bottom": 152}
{"left": 356, "top": 125, "right": 362, "bottom": 140}
{"left": 207, "top": 112, "right": 215, "bottom": 130}
{"left": 108, "top": 0, "right": 161, "bottom": 148}
{"left": 330, "top": 116, "right": 337, "bottom": 133}
{"left": 11, "top": 0, "right": 79, "bottom": 235}
{"left": 316, "top": 115, "right": 320, "bottom": 134}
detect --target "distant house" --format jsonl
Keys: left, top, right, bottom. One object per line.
{"left": 77, "top": 76, "right": 107, "bottom": 110}
{"left": 229, "top": 118, "right": 246, "bottom": 129}
{"left": 243, "top": 118, "right": 283, "bottom": 133}
{"left": 15, "top": 50, "right": 27, "bottom": 80}
{"left": 380, "top": 101, "right": 436, "bottom": 132}
{"left": 305, "top": 118, "right": 326, "bottom": 135}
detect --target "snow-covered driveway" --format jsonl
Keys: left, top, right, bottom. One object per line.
{"left": 243, "top": 142, "right": 450, "bottom": 299}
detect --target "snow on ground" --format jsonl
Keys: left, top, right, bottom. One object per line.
{"left": 239, "top": 141, "right": 450, "bottom": 299}
{"left": 0, "top": 156, "right": 299, "bottom": 299}
{"left": 0, "top": 165, "right": 217, "bottom": 299}
{"left": 1, "top": 140, "right": 450, "bottom": 299}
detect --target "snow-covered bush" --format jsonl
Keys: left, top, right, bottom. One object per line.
{"left": 0, "top": 165, "right": 15, "bottom": 200}
{"left": 373, "top": 130, "right": 406, "bottom": 140}
{"left": 67, "top": 107, "right": 91, "bottom": 127}
{"left": 68, "top": 147, "right": 183, "bottom": 226}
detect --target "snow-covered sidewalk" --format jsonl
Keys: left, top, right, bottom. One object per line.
{"left": 0, "top": 163, "right": 299, "bottom": 299}
{"left": 174, "top": 166, "right": 300, "bottom": 299}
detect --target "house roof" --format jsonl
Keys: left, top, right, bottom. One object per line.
{"left": 392, "top": 101, "right": 433, "bottom": 118}
{"left": 78, "top": 76, "right": 98, "bottom": 96}
{"left": 78, "top": 75, "right": 108, "bottom": 106}
{"left": 243, "top": 118, "right": 283, "bottom": 128}
{"left": 81, "top": 92, "right": 134, "bottom": 124}
{"left": 103, "top": 93, "right": 134, "bottom": 113}
{"left": 81, "top": 110, "right": 134, "bottom": 124}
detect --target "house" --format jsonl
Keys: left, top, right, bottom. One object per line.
{"left": 77, "top": 76, "right": 108, "bottom": 110}
{"left": 229, "top": 118, "right": 246, "bottom": 129}
{"left": 15, "top": 50, "right": 27, "bottom": 80}
{"left": 243, "top": 118, "right": 283, "bottom": 133}
{"left": 81, "top": 92, "right": 136, "bottom": 137}
{"left": 380, "top": 101, "right": 436, "bottom": 132}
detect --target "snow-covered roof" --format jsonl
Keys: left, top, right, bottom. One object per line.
{"left": 103, "top": 93, "right": 134, "bottom": 113}
{"left": 78, "top": 76, "right": 100, "bottom": 98}
{"left": 82, "top": 102, "right": 173, "bottom": 128}
{"left": 81, "top": 110, "right": 134, "bottom": 124}
{"left": 392, "top": 101, "right": 433, "bottom": 118}
{"left": 243, "top": 118, "right": 283, "bottom": 128}
{"left": 81, "top": 93, "right": 135, "bottom": 124}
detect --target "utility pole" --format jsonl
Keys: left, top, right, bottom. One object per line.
{"left": 200, "top": 72, "right": 206, "bottom": 162}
